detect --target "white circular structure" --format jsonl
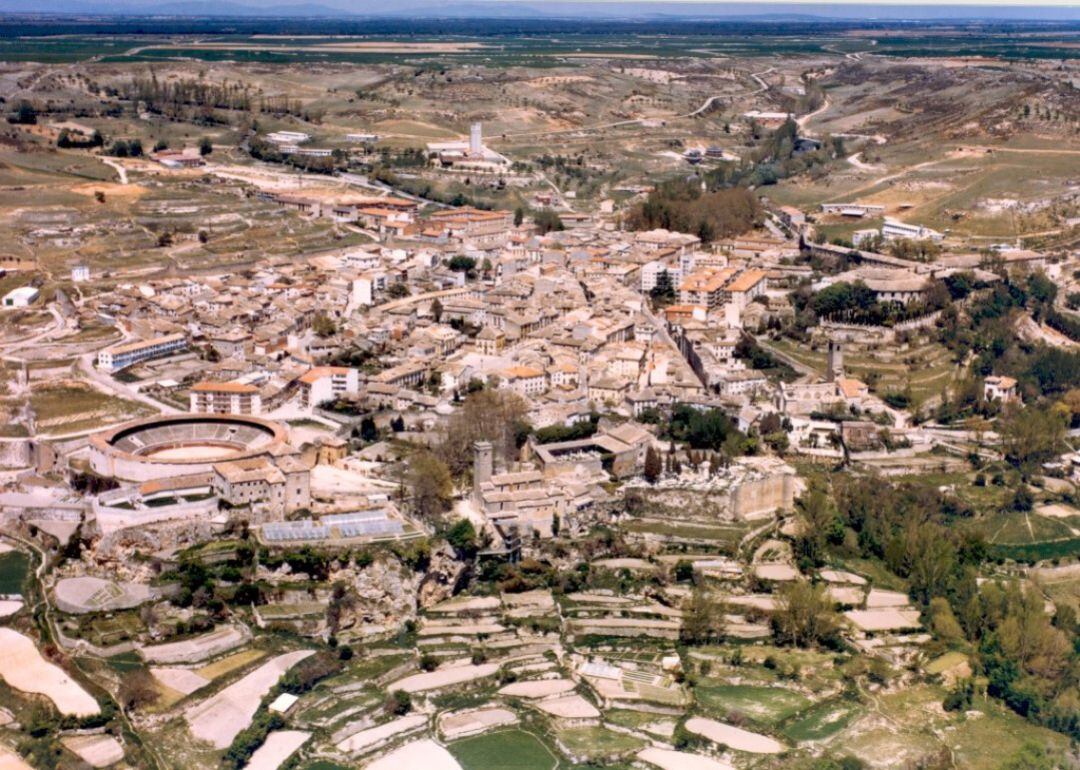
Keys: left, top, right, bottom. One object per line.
{"left": 89, "top": 414, "right": 288, "bottom": 482}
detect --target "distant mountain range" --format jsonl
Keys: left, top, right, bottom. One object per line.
{"left": 1, "top": 0, "right": 1077, "bottom": 21}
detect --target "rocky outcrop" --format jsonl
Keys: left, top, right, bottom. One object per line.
{"left": 417, "top": 542, "right": 468, "bottom": 609}
{"left": 321, "top": 557, "right": 420, "bottom": 633}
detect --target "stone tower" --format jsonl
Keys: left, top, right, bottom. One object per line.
{"left": 469, "top": 122, "right": 482, "bottom": 157}
{"left": 827, "top": 340, "right": 844, "bottom": 382}
{"left": 473, "top": 440, "right": 493, "bottom": 487}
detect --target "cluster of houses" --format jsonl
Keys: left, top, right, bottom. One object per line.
{"left": 70, "top": 181, "right": 1068, "bottom": 542}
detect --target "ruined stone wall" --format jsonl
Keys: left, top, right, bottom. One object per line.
{"left": 730, "top": 473, "right": 794, "bottom": 520}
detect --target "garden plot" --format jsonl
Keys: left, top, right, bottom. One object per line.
{"left": 752, "top": 564, "right": 801, "bottom": 581}
{"left": 685, "top": 717, "right": 786, "bottom": 753}
{"left": 150, "top": 667, "right": 211, "bottom": 696}
{"left": 53, "top": 576, "right": 154, "bottom": 614}
{"left": 449, "top": 728, "right": 559, "bottom": 770}
{"left": 418, "top": 620, "right": 506, "bottom": 637}
{"left": 566, "top": 617, "right": 680, "bottom": 640}
{"left": 389, "top": 662, "right": 499, "bottom": 693}
{"left": 845, "top": 608, "right": 922, "bottom": 632}
{"left": 61, "top": 734, "right": 125, "bottom": 768}
{"left": 820, "top": 569, "right": 867, "bottom": 585}
{"left": 185, "top": 649, "right": 313, "bottom": 749}
{"left": 593, "top": 558, "right": 657, "bottom": 573}
{"left": 440, "top": 707, "right": 518, "bottom": 740}
{"left": 499, "top": 679, "right": 576, "bottom": 699}
{"left": 366, "top": 739, "right": 462, "bottom": 770}
{"left": 0, "top": 628, "right": 99, "bottom": 716}
{"left": 244, "top": 730, "right": 309, "bottom": 770}
{"left": 140, "top": 625, "right": 248, "bottom": 663}
{"left": 827, "top": 586, "right": 866, "bottom": 605}
{"left": 721, "top": 595, "right": 777, "bottom": 612}
{"left": 427, "top": 596, "right": 501, "bottom": 614}
{"left": 865, "top": 589, "right": 909, "bottom": 607}
{"left": 501, "top": 590, "right": 555, "bottom": 615}
{"left": 639, "top": 747, "right": 735, "bottom": 770}
{"left": 334, "top": 714, "right": 427, "bottom": 754}
{"left": 535, "top": 694, "right": 600, "bottom": 721}
{"left": 564, "top": 592, "right": 633, "bottom": 605}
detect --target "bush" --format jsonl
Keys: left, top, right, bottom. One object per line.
{"left": 385, "top": 689, "right": 411, "bottom": 715}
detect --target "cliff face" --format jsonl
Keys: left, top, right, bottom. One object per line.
{"left": 417, "top": 541, "right": 468, "bottom": 609}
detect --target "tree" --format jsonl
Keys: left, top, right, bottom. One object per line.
{"left": 513, "top": 206, "right": 524, "bottom": 226}
{"left": 929, "top": 596, "right": 965, "bottom": 644}
{"left": 446, "top": 518, "right": 478, "bottom": 558}
{"left": 118, "top": 669, "right": 158, "bottom": 710}
{"left": 643, "top": 445, "right": 662, "bottom": 484}
{"left": 681, "top": 587, "right": 725, "bottom": 644}
{"left": 448, "top": 255, "right": 477, "bottom": 273}
{"left": 431, "top": 297, "right": 444, "bottom": 323}
{"left": 438, "top": 389, "right": 529, "bottom": 478}
{"left": 408, "top": 450, "right": 453, "bottom": 520}
{"left": 533, "top": 208, "right": 564, "bottom": 235}
{"left": 999, "top": 403, "right": 1066, "bottom": 470}
{"left": 771, "top": 581, "right": 840, "bottom": 648}
{"left": 650, "top": 269, "right": 676, "bottom": 305}
{"left": 386, "top": 282, "right": 410, "bottom": 299}
{"left": 312, "top": 313, "right": 336, "bottom": 338}
{"left": 11, "top": 100, "right": 36, "bottom": 125}
{"left": 198, "top": 136, "right": 213, "bottom": 156}
{"left": 792, "top": 480, "right": 841, "bottom": 569}
{"left": 384, "top": 689, "right": 412, "bottom": 715}
{"left": 359, "top": 416, "right": 378, "bottom": 442}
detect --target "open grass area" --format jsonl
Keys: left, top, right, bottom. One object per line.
{"left": 29, "top": 381, "right": 155, "bottom": 434}
{"left": 979, "top": 511, "right": 1077, "bottom": 545}
{"left": 924, "top": 651, "right": 969, "bottom": 676}
{"left": 781, "top": 698, "right": 860, "bottom": 743}
{"left": 694, "top": 682, "right": 812, "bottom": 726}
{"left": 449, "top": 728, "right": 560, "bottom": 770}
{"left": 0, "top": 551, "right": 30, "bottom": 596}
{"left": 555, "top": 726, "right": 645, "bottom": 761}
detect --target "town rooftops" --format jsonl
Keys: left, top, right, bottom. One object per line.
{"left": 191, "top": 381, "right": 259, "bottom": 394}
{"left": 298, "top": 366, "right": 352, "bottom": 385}
{"left": 102, "top": 333, "right": 186, "bottom": 356}
{"left": 726, "top": 269, "right": 768, "bottom": 293}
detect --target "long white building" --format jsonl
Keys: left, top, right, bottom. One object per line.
{"left": 96, "top": 333, "right": 188, "bottom": 372}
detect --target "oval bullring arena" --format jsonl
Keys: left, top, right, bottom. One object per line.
{"left": 89, "top": 414, "right": 289, "bottom": 482}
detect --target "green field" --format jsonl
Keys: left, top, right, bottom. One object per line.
{"left": 694, "top": 682, "right": 812, "bottom": 726}
{"left": 781, "top": 699, "right": 861, "bottom": 742}
{"left": 555, "top": 726, "right": 644, "bottom": 761}
{"left": 0, "top": 551, "right": 29, "bottom": 596}
{"left": 449, "top": 729, "right": 560, "bottom": 770}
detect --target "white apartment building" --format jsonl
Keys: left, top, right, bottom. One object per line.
{"left": 640, "top": 260, "right": 683, "bottom": 293}
{"left": 299, "top": 366, "right": 360, "bottom": 408}
{"left": 96, "top": 333, "right": 187, "bottom": 372}
{"left": 190, "top": 381, "right": 262, "bottom": 415}
{"left": 500, "top": 366, "right": 547, "bottom": 397}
